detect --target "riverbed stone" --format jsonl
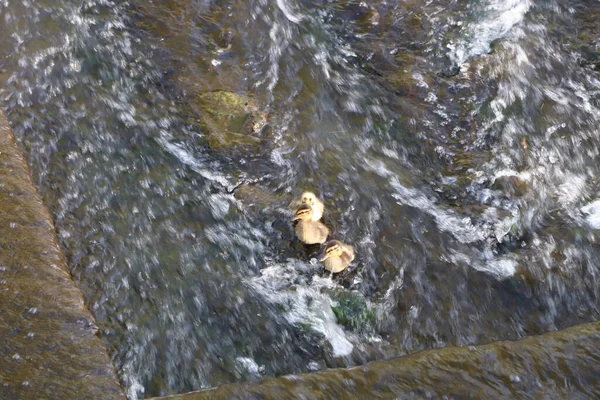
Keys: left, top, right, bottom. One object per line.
{"left": 233, "top": 183, "right": 280, "bottom": 211}
{"left": 190, "top": 90, "right": 267, "bottom": 150}
{"left": 492, "top": 175, "right": 529, "bottom": 197}
{"left": 0, "top": 110, "right": 124, "bottom": 399}
{"left": 329, "top": 290, "right": 375, "bottom": 333}
{"left": 574, "top": 4, "right": 600, "bottom": 71}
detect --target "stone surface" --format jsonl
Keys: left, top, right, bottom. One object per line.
{"left": 0, "top": 110, "right": 124, "bottom": 399}
{"left": 152, "top": 320, "right": 600, "bottom": 399}
{"left": 191, "top": 90, "right": 267, "bottom": 150}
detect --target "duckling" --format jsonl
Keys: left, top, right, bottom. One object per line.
{"left": 292, "top": 204, "right": 329, "bottom": 244}
{"left": 292, "top": 191, "right": 325, "bottom": 221}
{"left": 319, "top": 240, "right": 355, "bottom": 273}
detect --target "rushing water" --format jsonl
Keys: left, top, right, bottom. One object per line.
{"left": 2, "top": 0, "right": 600, "bottom": 398}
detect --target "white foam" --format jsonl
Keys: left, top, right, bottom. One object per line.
{"left": 581, "top": 199, "right": 600, "bottom": 229}
{"left": 276, "top": 0, "right": 303, "bottom": 24}
{"left": 444, "top": 250, "right": 516, "bottom": 279}
{"left": 389, "top": 178, "right": 486, "bottom": 244}
{"left": 235, "top": 357, "right": 264, "bottom": 376}
{"left": 207, "top": 194, "right": 233, "bottom": 220}
{"left": 479, "top": 258, "right": 517, "bottom": 278}
{"left": 450, "top": 0, "right": 531, "bottom": 66}
{"left": 155, "top": 135, "right": 231, "bottom": 187}
{"left": 556, "top": 174, "right": 586, "bottom": 207}
{"left": 247, "top": 262, "right": 354, "bottom": 357}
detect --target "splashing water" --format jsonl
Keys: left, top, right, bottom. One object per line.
{"left": 2, "top": 0, "right": 600, "bottom": 398}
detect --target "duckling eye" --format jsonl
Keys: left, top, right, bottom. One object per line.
{"left": 302, "top": 197, "right": 313, "bottom": 204}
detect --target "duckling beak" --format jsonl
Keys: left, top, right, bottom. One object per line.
{"left": 318, "top": 252, "right": 329, "bottom": 262}
{"left": 292, "top": 215, "right": 300, "bottom": 222}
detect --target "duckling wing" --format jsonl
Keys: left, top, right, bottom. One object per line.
{"left": 342, "top": 245, "right": 355, "bottom": 263}
{"left": 323, "top": 257, "right": 346, "bottom": 273}
{"left": 315, "top": 198, "right": 325, "bottom": 212}
{"left": 295, "top": 221, "right": 328, "bottom": 244}
{"left": 311, "top": 202, "right": 324, "bottom": 221}
{"left": 309, "top": 222, "right": 328, "bottom": 243}
{"left": 318, "top": 222, "right": 330, "bottom": 238}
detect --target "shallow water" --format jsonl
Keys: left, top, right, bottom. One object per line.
{"left": 2, "top": 0, "right": 600, "bottom": 398}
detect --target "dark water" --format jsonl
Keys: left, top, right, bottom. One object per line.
{"left": 2, "top": 0, "right": 600, "bottom": 398}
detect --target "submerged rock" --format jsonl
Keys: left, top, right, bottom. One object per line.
{"left": 190, "top": 90, "right": 267, "bottom": 150}
{"left": 329, "top": 291, "right": 376, "bottom": 333}
{"left": 233, "top": 183, "right": 280, "bottom": 211}
{"left": 491, "top": 175, "right": 530, "bottom": 197}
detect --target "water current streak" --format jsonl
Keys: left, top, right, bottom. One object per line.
{"left": 1, "top": 0, "right": 600, "bottom": 398}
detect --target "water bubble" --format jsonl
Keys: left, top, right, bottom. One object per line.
{"left": 307, "top": 361, "right": 320, "bottom": 371}
{"left": 408, "top": 306, "right": 419, "bottom": 319}
{"left": 235, "top": 357, "right": 262, "bottom": 375}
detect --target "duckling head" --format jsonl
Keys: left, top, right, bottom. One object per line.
{"left": 319, "top": 240, "right": 343, "bottom": 261}
{"left": 301, "top": 191, "right": 318, "bottom": 207}
{"left": 292, "top": 203, "right": 314, "bottom": 221}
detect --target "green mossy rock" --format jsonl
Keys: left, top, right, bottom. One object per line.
{"left": 329, "top": 291, "right": 376, "bottom": 332}
{"left": 192, "top": 91, "right": 267, "bottom": 150}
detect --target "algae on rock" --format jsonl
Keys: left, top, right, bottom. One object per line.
{"left": 191, "top": 91, "right": 267, "bottom": 150}
{"left": 329, "top": 290, "right": 376, "bottom": 333}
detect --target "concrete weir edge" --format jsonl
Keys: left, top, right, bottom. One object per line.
{"left": 0, "top": 109, "right": 125, "bottom": 399}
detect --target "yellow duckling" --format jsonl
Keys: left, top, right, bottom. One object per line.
{"left": 319, "top": 240, "right": 355, "bottom": 273}
{"left": 292, "top": 204, "right": 329, "bottom": 244}
{"left": 292, "top": 191, "right": 325, "bottom": 221}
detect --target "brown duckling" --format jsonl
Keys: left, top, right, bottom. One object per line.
{"left": 292, "top": 204, "right": 329, "bottom": 244}
{"left": 319, "top": 240, "right": 355, "bottom": 273}
{"left": 291, "top": 191, "right": 325, "bottom": 221}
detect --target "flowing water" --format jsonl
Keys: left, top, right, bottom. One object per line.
{"left": 2, "top": 0, "right": 600, "bottom": 398}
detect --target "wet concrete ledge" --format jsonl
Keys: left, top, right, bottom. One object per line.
{"left": 155, "top": 320, "right": 600, "bottom": 399}
{"left": 0, "top": 110, "right": 124, "bottom": 399}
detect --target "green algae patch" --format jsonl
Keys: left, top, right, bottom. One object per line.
{"left": 151, "top": 320, "right": 600, "bottom": 399}
{"left": 190, "top": 91, "right": 267, "bottom": 150}
{"left": 329, "top": 291, "right": 376, "bottom": 333}
{"left": 0, "top": 110, "right": 124, "bottom": 399}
